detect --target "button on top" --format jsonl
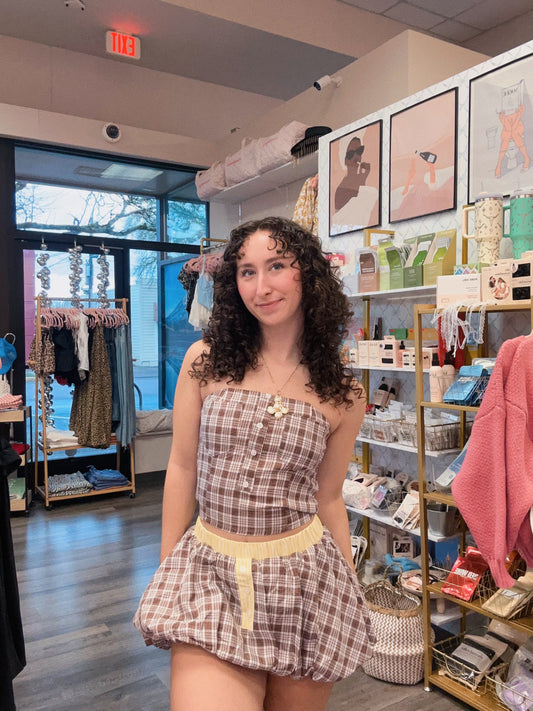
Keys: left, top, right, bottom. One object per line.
{"left": 250, "top": 449, "right": 257, "bottom": 457}
{"left": 256, "top": 422, "right": 264, "bottom": 429}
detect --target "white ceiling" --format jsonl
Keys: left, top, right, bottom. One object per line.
{"left": 0, "top": 0, "right": 530, "bottom": 104}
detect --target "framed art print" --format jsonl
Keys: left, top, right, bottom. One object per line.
{"left": 468, "top": 53, "right": 533, "bottom": 203}
{"left": 329, "top": 119, "right": 382, "bottom": 237}
{"left": 389, "top": 88, "right": 457, "bottom": 223}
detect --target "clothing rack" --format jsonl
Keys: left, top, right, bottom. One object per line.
{"left": 200, "top": 237, "right": 227, "bottom": 254}
{"left": 33, "top": 296, "right": 135, "bottom": 508}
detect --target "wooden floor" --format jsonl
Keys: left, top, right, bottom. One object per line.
{"left": 10, "top": 473, "right": 469, "bottom": 711}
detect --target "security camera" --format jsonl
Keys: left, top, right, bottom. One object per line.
{"left": 313, "top": 74, "right": 342, "bottom": 91}
{"left": 65, "top": 0, "right": 85, "bottom": 9}
{"left": 102, "top": 123, "right": 122, "bottom": 143}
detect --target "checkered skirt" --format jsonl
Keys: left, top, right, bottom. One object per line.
{"left": 134, "top": 522, "right": 375, "bottom": 682}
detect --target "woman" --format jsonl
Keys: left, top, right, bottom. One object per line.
{"left": 134, "top": 217, "right": 374, "bottom": 711}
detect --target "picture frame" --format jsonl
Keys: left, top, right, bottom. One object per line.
{"left": 468, "top": 53, "right": 533, "bottom": 203}
{"left": 389, "top": 88, "right": 457, "bottom": 223}
{"left": 328, "top": 119, "right": 382, "bottom": 237}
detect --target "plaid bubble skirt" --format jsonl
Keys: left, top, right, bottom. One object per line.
{"left": 133, "top": 516, "right": 375, "bottom": 682}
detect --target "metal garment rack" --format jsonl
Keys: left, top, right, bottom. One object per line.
{"left": 33, "top": 296, "right": 136, "bottom": 509}
{"left": 200, "top": 237, "right": 227, "bottom": 254}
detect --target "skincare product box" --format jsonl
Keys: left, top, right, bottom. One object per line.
{"left": 367, "top": 340, "right": 382, "bottom": 367}
{"left": 379, "top": 335, "right": 402, "bottom": 368}
{"left": 357, "top": 247, "right": 379, "bottom": 293}
{"left": 437, "top": 274, "right": 481, "bottom": 308}
{"left": 481, "top": 258, "right": 533, "bottom": 304}
{"left": 423, "top": 229, "right": 457, "bottom": 286}
{"left": 404, "top": 233, "right": 435, "bottom": 288}
{"left": 454, "top": 263, "right": 487, "bottom": 275}
{"left": 357, "top": 340, "right": 369, "bottom": 367}
{"left": 377, "top": 236, "right": 395, "bottom": 291}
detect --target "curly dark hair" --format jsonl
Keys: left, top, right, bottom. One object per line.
{"left": 190, "top": 216, "right": 362, "bottom": 406}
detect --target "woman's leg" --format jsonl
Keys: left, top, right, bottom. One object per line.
{"left": 171, "top": 643, "right": 267, "bottom": 711}
{"left": 264, "top": 673, "right": 334, "bottom": 711}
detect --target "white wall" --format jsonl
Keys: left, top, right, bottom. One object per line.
{"left": 209, "top": 31, "right": 488, "bottom": 238}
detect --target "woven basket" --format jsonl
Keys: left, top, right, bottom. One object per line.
{"left": 363, "top": 566, "right": 426, "bottom": 685}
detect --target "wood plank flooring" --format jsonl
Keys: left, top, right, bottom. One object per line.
{"left": 10, "top": 473, "right": 469, "bottom": 711}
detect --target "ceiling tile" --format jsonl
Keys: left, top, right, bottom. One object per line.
{"left": 384, "top": 2, "right": 445, "bottom": 29}
{"left": 337, "top": 0, "right": 398, "bottom": 11}
{"left": 456, "top": 0, "right": 533, "bottom": 30}
{"left": 407, "top": 0, "right": 477, "bottom": 19}
{"left": 431, "top": 19, "right": 481, "bottom": 42}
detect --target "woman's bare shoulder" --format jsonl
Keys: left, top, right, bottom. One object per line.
{"left": 183, "top": 338, "right": 210, "bottom": 366}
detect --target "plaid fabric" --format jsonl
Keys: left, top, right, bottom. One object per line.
{"left": 133, "top": 524, "right": 375, "bottom": 681}
{"left": 133, "top": 388, "right": 375, "bottom": 680}
{"left": 197, "top": 388, "right": 330, "bottom": 535}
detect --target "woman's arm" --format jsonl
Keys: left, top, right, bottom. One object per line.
{"left": 316, "top": 390, "right": 366, "bottom": 573}
{"left": 160, "top": 340, "right": 205, "bottom": 563}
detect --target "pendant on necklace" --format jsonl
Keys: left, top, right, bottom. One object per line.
{"left": 267, "top": 393, "right": 289, "bottom": 418}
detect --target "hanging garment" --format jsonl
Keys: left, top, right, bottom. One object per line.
{"left": 0, "top": 434, "right": 25, "bottom": 711}
{"left": 452, "top": 335, "right": 533, "bottom": 588}
{"left": 178, "top": 269, "right": 199, "bottom": 315}
{"left": 28, "top": 330, "right": 55, "bottom": 376}
{"left": 114, "top": 324, "right": 136, "bottom": 447}
{"left": 292, "top": 175, "right": 319, "bottom": 235}
{"left": 52, "top": 328, "right": 81, "bottom": 386}
{"left": 70, "top": 324, "right": 113, "bottom": 448}
{"left": 72, "top": 312, "right": 90, "bottom": 379}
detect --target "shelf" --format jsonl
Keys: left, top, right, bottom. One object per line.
{"left": 427, "top": 672, "right": 499, "bottom": 711}
{"left": 357, "top": 435, "right": 460, "bottom": 458}
{"left": 0, "top": 406, "right": 30, "bottom": 423}
{"left": 38, "top": 434, "right": 121, "bottom": 452}
{"left": 347, "top": 285, "right": 437, "bottom": 301}
{"left": 345, "top": 503, "right": 458, "bottom": 542}
{"left": 420, "top": 401, "right": 480, "bottom": 413}
{"left": 210, "top": 154, "right": 317, "bottom": 204}
{"left": 352, "top": 365, "right": 428, "bottom": 373}
{"left": 427, "top": 582, "right": 533, "bottom": 635}
{"left": 35, "top": 483, "right": 134, "bottom": 503}
{"left": 424, "top": 491, "right": 456, "bottom": 507}
{"left": 418, "top": 301, "right": 532, "bottom": 316}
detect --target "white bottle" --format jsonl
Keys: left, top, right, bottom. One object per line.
{"left": 441, "top": 353, "right": 456, "bottom": 398}
{"left": 429, "top": 353, "right": 444, "bottom": 403}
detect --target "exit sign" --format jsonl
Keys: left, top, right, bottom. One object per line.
{"left": 106, "top": 31, "right": 141, "bottom": 60}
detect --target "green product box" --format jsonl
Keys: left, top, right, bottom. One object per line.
{"left": 377, "top": 236, "right": 395, "bottom": 291}
{"left": 423, "top": 229, "right": 457, "bottom": 286}
{"left": 390, "top": 328, "right": 409, "bottom": 340}
{"left": 403, "top": 233, "right": 435, "bottom": 287}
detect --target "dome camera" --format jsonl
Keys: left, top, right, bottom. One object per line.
{"left": 313, "top": 74, "right": 342, "bottom": 91}
{"left": 102, "top": 123, "right": 122, "bottom": 143}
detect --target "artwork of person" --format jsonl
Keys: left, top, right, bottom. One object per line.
{"left": 334, "top": 137, "right": 371, "bottom": 212}
{"left": 495, "top": 104, "right": 530, "bottom": 177}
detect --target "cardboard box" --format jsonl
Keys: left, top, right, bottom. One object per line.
{"left": 357, "top": 340, "right": 369, "bottom": 367}
{"left": 481, "top": 258, "right": 533, "bottom": 304}
{"left": 423, "top": 229, "right": 457, "bottom": 286}
{"left": 367, "top": 340, "right": 382, "bottom": 367}
{"left": 404, "top": 233, "right": 435, "bottom": 287}
{"left": 436, "top": 274, "right": 481, "bottom": 308}
{"left": 357, "top": 247, "right": 379, "bottom": 293}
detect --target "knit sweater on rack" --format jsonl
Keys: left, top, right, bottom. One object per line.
{"left": 452, "top": 335, "right": 533, "bottom": 588}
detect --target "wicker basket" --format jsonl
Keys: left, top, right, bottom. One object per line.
{"left": 363, "top": 566, "right": 426, "bottom": 685}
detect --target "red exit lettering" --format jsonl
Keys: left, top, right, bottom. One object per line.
{"left": 105, "top": 31, "right": 141, "bottom": 60}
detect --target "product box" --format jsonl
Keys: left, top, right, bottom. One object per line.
{"left": 390, "top": 327, "right": 409, "bottom": 340}
{"left": 404, "top": 233, "right": 435, "bottom": 288}
{"left": 357, "top": 340, "right": 369, "bottom": 367}
{"left": 367, "top": 340, "right": 382, "bottom": 367}
{"left": 423, "top": 229, "right": 457, "bottom": 286}
{"left": 402, "top": 348, "right": 415, "bottom": 368}
{"left": 436, "top": 274, "right": 481, "bottom": 308}
{"left": 481, "top": 258, "right": 533, "bottom": 304}
{"left": 377, "top": 236, "right": 395, "bottom": 291}
{"left": 357, "top": 247, "right": 379, "bottom": 293}
{"left": 379, "top": 335, "right": 402, "bottom": 368}
{"left": 454, "top": 263, "right": 487, "bottom": 275}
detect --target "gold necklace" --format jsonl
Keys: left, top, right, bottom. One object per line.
{"left": 261, "top": 357, "right": 301, "bottom": 418}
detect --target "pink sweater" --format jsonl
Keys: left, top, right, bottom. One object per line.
{"left": 452, "top": 335, "right": 533, "bottom": 588}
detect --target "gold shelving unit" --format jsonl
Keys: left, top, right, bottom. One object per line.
{"left": 413, "top": 300, "right": 533, "bottom": 710}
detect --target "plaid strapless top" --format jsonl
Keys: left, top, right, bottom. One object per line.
{"left": 196, "top": 388, "right": 330, "bottom": 536}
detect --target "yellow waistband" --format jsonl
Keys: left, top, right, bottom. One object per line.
{"left": 194, "top": 515, "right": 323, "bottom": 560}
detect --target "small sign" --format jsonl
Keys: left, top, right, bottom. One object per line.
{"left": 106, "top": 31, "right": 141, "bottom": 60}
